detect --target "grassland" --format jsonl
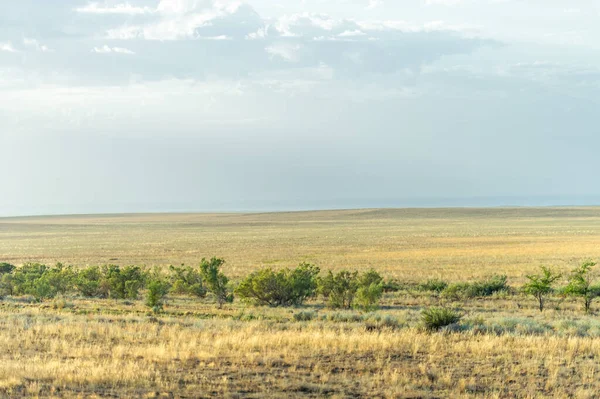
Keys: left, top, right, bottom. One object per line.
{"left": 2, "top": 207, "right": 600, "bottom": 398}
{"left": 2, "top": 207, "right": 600, "bottom": 282}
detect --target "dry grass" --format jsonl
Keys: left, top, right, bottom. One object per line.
{"left": 2, "top": 208, "right": 600, "bottom": 397}
{"left": 2, "top": 208, "right": 600, "bottom": 282}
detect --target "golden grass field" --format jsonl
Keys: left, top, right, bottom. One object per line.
{"left": 2, "top": 207, "right": 600, "bottom": 398}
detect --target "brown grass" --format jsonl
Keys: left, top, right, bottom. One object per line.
{"left": 2, "top": 207, "right": 600, "bottom": 397}
{"left": 2, "top": 208, "right": 600, "bottom": 282}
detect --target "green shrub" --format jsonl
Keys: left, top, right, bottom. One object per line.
{"left": 103, "top": 265, "right": 145, "bottom": 299}
{"left": 355, "top": 282, "right": 384, "bottom": 311}
{"left": 319, "top": 269, "right": 385, "bottom": 310}
{"left": 11, "top": 263, "right": 75, "bottom": 301}
{"left": 0, "top": 263, "right": 15, "bottom": 275}
{"left": 442, "top": 275, "right": 508, "bottom": 299}
{"left": 236, "top": 263, "right": 320, "bottom": 307}
{"left": 523, "top": 266, "right": 561, "bottom": 312}
{"left": 318, "top": 270, "right": 358, "bottom": 309}
{"left": 293, "top": 310, "right": 317, "bottom": 321}
{"left": 75, "top": 266, "right": 107, "bottom": 297}
{"left": 146, "top": 278, "right": 171, "bottom": 313}
{"left": 418, "top": 279, "right": 448, "bottom": 293}
{"left": 200, "top": 257, "right": 233, "bottom": 308}
{"left": 562, "top": 261, "right": 600, "bottom": 313}
{"left": 168, "top": 264, "right": 207, "bottom": 298}
{"left": 382, "top": 279, "right": 405, "bottom": 292}
{"left": 421, "top": 307, "right": 462, "bottom": 331}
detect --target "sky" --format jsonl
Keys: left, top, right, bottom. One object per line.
{"left": 1, "top": 0, "right": 600, "bottom": 216}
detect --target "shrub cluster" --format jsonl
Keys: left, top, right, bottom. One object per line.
{"left": 0, "top": 258, "right": 233, "bottom": 310}
{"left": 236, "top": 263, "right": 320, "bottom": 307}
{"left": 235, "top": 266, "right": 385, "bottom": 311}
{"left": 421, "top": 307, "right": 462, "bottom": 331}
{"left": 442, "top": 275, "right": 508, "bottom": 299}
{"left": 318, "top": 269, "right": 384, "bottom": 311}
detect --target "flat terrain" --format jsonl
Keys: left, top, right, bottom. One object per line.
{"left": 2, "top": 207, "right": 600, "bottom": 281}
{"left": 3, "top": 207, "right": 600, "bottom": 398}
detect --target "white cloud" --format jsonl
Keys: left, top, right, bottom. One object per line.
{"left": 76, "top": 2, "right": 153, "bottom": 15}
{"left": 23, "top": 38, "right": 53, "bottom": 53}
{"left": 0, "top": 42, "right": 17, "bottom": 53}
{"left": 266, "top": 43, "right": 302, "bottom": 62}
{"left": 92, "top": 45, "right": 135, "bottom": 54}
{"left": 425, "top": 0, "right": 464, "bottom": 5}
{"left": 366, "top": 0, "right": 383, "bottom": 10}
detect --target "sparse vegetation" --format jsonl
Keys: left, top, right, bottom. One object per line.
{"left": 2, "top": 209, "right": 600, "bottom": 397}
{"left": 523, "top": 266, "right": 562, "bottom": 312}
{"left": 200, "top": 257, "right": 233, "bottom": 308}
{"left": 145, "top": 277, "right": 171, "bottom": 313}
{"left": 236, "top": 263, "right": 320, "bottom": 306}
{"left": 563, "top": 261, "right": 600, "bottom": 313}
{"left": 421, "top": 307, "right": 462, "bottom": 331}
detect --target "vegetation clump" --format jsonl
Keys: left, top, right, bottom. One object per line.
{"left": 421, "top": 307, "right": 462, "bottom": 331}
{"left": 523, "top": 266, "right": 561, "bottom": 312}
{"left": 146, "top": 277, "right": 171, "bottom": 313}
{"left": 168, "top": 264, "right": 206, "bottom": 298}
{"left": 236, "top": 263, "right": 320, "bottom": 307}
{"left": 318, "top": 269, "right": 384, "bottom": 310}
{"left": 200, "top": 257, "right": 233, "bottom": 308}
{"left": 442, "top": 275, "right": 508, "bottom": 299}
{"left": 563, "top": 261, "right": 600, "bottom": 313}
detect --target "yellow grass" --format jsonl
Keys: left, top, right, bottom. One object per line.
{"left": 2, "top": 207, "right": 600, "bottom": 397}
{"left": 2, "top": 208, "right": 600, "bottom": 282}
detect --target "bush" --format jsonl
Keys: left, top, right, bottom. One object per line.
{"left": 200, "top": 257, "right": 233, "bottom": 308}
{"left": 442, "top": 275, "right": 509, "bottom": 299}
{"left": 75, "top": 266, "right": 107, "bottom": 298}
{"left": 562, "top": 261, "right": 600, "bottom": 313}
{"left": 382, "top": 279, "right": 405, "bottom": 293}
{"left": 168, "top": 264, "right": 206, "bottom": 298}
{"left": 523, "top": 266, "right": 561, "bottom": 312}
{"left": 146, "top": 278, "right": 171, "bottom": 313}
{"left": 0, "top": 262, "right": 16, "bottom": 298}
{"left": 103, "top": 265, "right": 145, "bottom": 299}
{"left": 293, "top": 310, "right": 317, "bottom": 321}
{"left": 355, "top": 271, "right": 384, "bottom": 311}
{"left": 418, "top": 279, "right": 448, "bottom": 293}
{"left": 11, "top": 263, "right": 75, "bottom": 301}
{"left": 318, "top": 270, "right": 359, "bottom": 309}
{"left": 319, "top": 269, "right": 385, "bottom": 310}
{"left": 0, "top": 263, "right": 15, "bottom": 275}
{"left": 236, "top": 263, "right": 320, "bottom": 307}
{"left": 421, "top": 307, "right": 462, "bottom": 331}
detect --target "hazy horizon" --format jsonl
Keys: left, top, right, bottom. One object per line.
{"left": 3, "top": 195, "right": 600, "bottom": 218}
{"left": 2, "top": 1, "right": 600, "bottom": 217}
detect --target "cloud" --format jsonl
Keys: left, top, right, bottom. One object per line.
{"left": 23, "top": 38, "right": 53, "bottom": 52}
{"left": 425, "top": 0, "right": 464, "bottom": 5}
{"left": 366, "top": 0, "right": 383, "bottom": 9}
{"left": 0, "top": 42, "right": 17, "bottom": 53}
{"left": 92, "top": 45, "right": 135, "bottom": 54}
{"left": 76, "top": 2, "right": 154, "bottom": 15}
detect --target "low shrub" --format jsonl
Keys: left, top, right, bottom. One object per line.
{"left": 201, "top": 257, "right": 233, "bottom": 308}
{"left": 442, "top": 275, "right": 508, "bottom": 299}
{"left": 0, "top": 263, "right": 15, "bottom": 275}
{"left": 146, "top": 278, "right": 171, "bottom": 313}
{"left": 417, "top": 279, "right": 448, "bottom": 293}
{"left": 236, "top": 263, "right": 320, "bottom": 307}
{"left": 104, "top": 265, "right": 146, "bottom": 300}
{"left": 318, "top": 270, "right": 359, "bottom": 309}
{"left": 168, "top": 264, "right": 206, "bottom": 298}
{"left": 75, "top": 266, "right": 107, "bottom": 298}
{"left": 421, "top": 307, "right": 462, "bottom": 331}
{"left": 11, "top": 263, "right": 75, "bottom": 301}
{"left": 293, "top": 310, "right": 317, "bottom": 321}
